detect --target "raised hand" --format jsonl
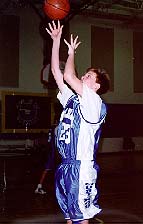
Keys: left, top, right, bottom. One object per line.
{"left": 64, "top": 34, "right": 81, "bottom": 55}
{"left": 46, "top": 20, "right": 63, "bottom": 40}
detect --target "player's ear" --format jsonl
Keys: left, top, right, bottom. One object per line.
{"left": 95, "top": 83, "right": 100, "bottom": 91}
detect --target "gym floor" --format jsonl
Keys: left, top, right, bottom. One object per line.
{"left": 0, "top": 150, "right": 143, "bottom": 224}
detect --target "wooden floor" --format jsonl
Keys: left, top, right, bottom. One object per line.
{"left": 0, "top": 151, "right": 143, "bottom": 224}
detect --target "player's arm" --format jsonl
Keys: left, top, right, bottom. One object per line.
{"left": 64, "top": 34, "right": 83, "bottom": 96}
{"left": 46, "top": 20, "right": 64, "bottom": 93}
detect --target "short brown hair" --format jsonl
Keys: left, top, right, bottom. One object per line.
{"left": 86, "top": 67, "right": 110, "bottom": 95}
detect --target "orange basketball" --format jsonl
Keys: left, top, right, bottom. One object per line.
{"left": 44, "top": 0, "right": 70, "bottom": 20}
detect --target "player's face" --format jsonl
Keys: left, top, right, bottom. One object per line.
{"left": 81, "top": 71, "right": 98, "bottom": 90}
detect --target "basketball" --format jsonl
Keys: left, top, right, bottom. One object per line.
{"left": 43, "top": 0, "right": 70, "bottom": 20}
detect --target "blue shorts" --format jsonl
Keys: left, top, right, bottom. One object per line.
{"left": 55, "top": 159, "right": 101, "bottom": 222}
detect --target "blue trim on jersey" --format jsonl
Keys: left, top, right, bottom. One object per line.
{"left": 79, "top": 102, "right": 107, "bottom": 125}
{"left": 57, "top": 93, "right": 107, "bottom": 161}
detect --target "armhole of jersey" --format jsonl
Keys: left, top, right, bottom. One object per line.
{"left": 78, "top": 102, "right": 107, "bottom": 125}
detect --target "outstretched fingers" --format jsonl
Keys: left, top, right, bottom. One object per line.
{"left": 45, "top": 27, "right": 51, "bottom": 35}
{"left": 70, "top": 34, "right": 81, "bottom": 50}
{"left": 52, "top": 20, "right": 56, "bottom": 29}
{"left": 57, "top": 20, "right": 60, "bottom": 29}
{"left": 45, "top": 22, "right": 53, "bottom": 35}
{"left": 46, "top": 20, "right": 63, "bottom": 37}
{"left": 64, "top": 38, "right": 70, "bottom": 47}
{"left": 74, "top": 36, "right": 81, "bottom": 49}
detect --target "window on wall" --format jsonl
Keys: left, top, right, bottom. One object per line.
{"left": 0, "top": 15, "right": 19, "bottom": 87}
{"left": 133, "top": 31, "right": 143, "bottom": 93}
{"left": 91, "top": 26, "right": 114, "bottom": 91}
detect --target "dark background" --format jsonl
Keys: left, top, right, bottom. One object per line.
{"left": 101, "top": 103, "right": 143, "bottom": 138}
